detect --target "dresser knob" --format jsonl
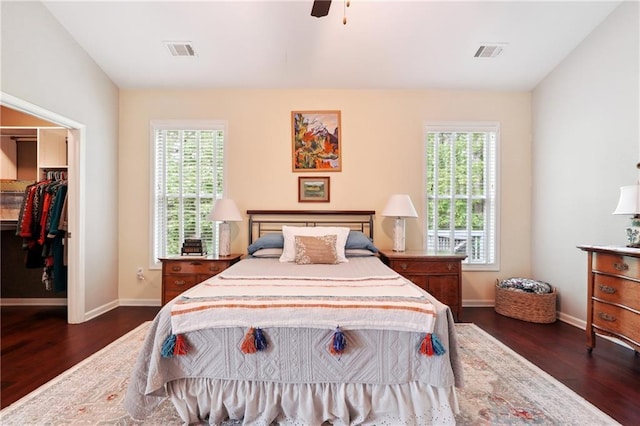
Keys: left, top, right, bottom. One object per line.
{"left": 171, "top": 266, "right": 182, "bottom": 272}
{"left": 209, "top": 266, "right": 221, "bottom": 272}
{"left": 399, "top": 263, "right": 408, "bottom": 271}
{"left": 613, "top": 262, "right": 629, "bottom": 272}
{"left": 174, "top": 280, "right": 186, "bottom": 286}
{"left": 597, "top": 312, "right": 616, "bottom": 322}
{"left": 598, "top": 285, "right": 617, "bottom": 294}
{"left": 447, "top": 263, "right": 453, "bottom": 271}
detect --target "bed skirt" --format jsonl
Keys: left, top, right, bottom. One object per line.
{"left": 167, "top": 378, "right": 458, "bottom": 425}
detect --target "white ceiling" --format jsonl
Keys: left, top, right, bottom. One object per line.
{"left": 42, "top": 0, "right": 622, "bottom": 91}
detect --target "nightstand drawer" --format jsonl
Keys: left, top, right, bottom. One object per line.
{"left": 388, "top": 259, "right": 460, "bottom": 274}
{"left": 164, "top": 274, "right": 199, "bottom": 292}
{"left": 593, "top": 274, "right": 640, "bottom": 311}
{"left": 163, "top": 260, "right": 228, "bottom": 276}
{"left": 593, "top": 253, "right": 639, "bottom": 280}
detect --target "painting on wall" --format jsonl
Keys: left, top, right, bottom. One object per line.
{"left": 291, "top": 110, "right": 341, "bottom": 172}
{"left": 298, "top": 176, "right": 330, "bottom": 202}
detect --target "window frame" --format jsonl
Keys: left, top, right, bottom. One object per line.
{"left": 423, "top": 121, "right": 501, "bottom": 271}
{"left": 148, "top": 119, "right": 228, "bottom": 269}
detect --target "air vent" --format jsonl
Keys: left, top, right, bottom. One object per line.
{"left": 474, "top": 44, "right": 505, "bottom": 58}
{"left": 165, "top": 41, "right": 197, "bottom": 57}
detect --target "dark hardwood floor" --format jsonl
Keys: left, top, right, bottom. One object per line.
{"left": 1, "top": 306, "right": 639, "bottom": 424}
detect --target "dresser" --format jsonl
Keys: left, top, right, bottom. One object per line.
{"left": 578, "top": 245, "right": 640, "bottom": 353}
{"left": 379, "top": 250, "right": 467, "bottom": 321}
{"left": 160, "top": 254, "right": 242, "bottom": 305}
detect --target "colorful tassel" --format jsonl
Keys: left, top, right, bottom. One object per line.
{"left": 254, "top": 328, "right": 268, "bottom": 351}
{"left": 420, "top": 333, "right": 434, "bottom": 356}
{"left": 329, "top": 326, "right": 347, "bottom": 356}
{"left": 419, "top": 333, "right": 447, "bottom": 357}
{"left": 173, "top": 334, "right": 189, "bottom": 355}
{"left": 240, "top": 327, "right": 257, "bottom": 354}
{"left": 161, "top": 334, "right": 177, "bottom": 358}
{"left": 431, "top": 333, "right": 446, "bottom": 356}
{"left": 161, "top": 333, "right": 188, "bottom": 358}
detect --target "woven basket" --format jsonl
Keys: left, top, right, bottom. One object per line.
{"left": 494, "top": 281, "right": 557, "bottom": 323}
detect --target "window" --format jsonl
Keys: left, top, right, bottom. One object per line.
{"left": 150, "top": 120, "right": 226, "bottom": 267}
{"left": 425, "top": 122, "right": 499, "bottom": 270}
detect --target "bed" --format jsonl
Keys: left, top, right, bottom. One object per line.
{"left": 125, "top": 210, "right": 464, "bottom": 425}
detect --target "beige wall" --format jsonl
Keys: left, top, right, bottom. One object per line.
{"left": 118, "top": 89, "right": 531, "bottom": 305}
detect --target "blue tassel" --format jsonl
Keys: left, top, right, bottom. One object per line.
{"left": 254, "top": 328, "right": 268, "bottom": 351}
{"left": 161, "top": 334, "right": 177, "bottom": 358}
{"left": 330, "top": 326, "right": 346, "bottom": 355}
{"left": 431, "top": 333, "right": 446, "bottom": 356}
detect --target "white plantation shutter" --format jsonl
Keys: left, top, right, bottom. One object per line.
{"left": 151, "top": 121, "right": 226, "bottom": 266}
{"left": 425, "top": 122, "right": 499, "bottom": 270}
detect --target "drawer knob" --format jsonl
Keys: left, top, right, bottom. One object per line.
{"left": 613, "top": 262, "right": 629, "bottom": 272}
{"left": 597, "top": 312, "right": 616, "bottom": 322}
{"left": 447, "top": 263, "right": 454, "bottom": 271}
{"left": 209, "top": 266, "right": 221, "bottom": 272}
{"left": 399, "top": 263, "right": 408, "bottom": 271}
{"left": 598, "top": 285, "right": 617, "bottom": 294}
{"left": 174, "top": 280, "right": 186, "bottom": 286}
{"left": 171, "top": 266, "right": 182, "bottom": 272}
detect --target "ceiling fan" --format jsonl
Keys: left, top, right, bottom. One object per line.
{"left": 311, "top": 0, "right": 332, "bottom": 18}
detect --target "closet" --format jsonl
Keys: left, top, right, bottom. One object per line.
{"left": 1, "top": 106, "right": 69, "bottom": 302}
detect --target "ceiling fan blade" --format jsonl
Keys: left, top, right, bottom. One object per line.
{"left": 311, "top": 0, "right": 332, "bottom": 18}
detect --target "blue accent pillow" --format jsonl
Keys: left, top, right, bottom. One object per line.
{"left": 345, "top": 231, "right": 378, "bottom": 253}
{"left": 247, "top": 233, "right": 284, "bottom": 255}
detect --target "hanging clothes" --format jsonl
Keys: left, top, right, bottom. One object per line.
{"left": 16, "top": 171, "right": 68, "bottom": 292}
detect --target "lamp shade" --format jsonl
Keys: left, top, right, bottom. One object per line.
{"left": 382, "top": 194, "right": 418, "bottom": 218}
{"left": 613, "top": 185, "right": 640, "bottom": 215}
{"left": 207, "top": 198, "right": 242, "bottom": 222}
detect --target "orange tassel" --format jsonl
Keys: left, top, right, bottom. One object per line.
{"left": 240, "top": 327, "right": 257, "bottom": 354}
{"left": 173, "top": 334, "right": 189, "bottom": 356}
{"left": 420, "top": 333, "right": 434, "bottom": 356}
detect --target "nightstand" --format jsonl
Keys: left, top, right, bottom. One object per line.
{"left": 379, "top": 250, "right": 466, "bottom": 321}
{"left": 159, "top": 254, "right": 242, "bottom": 305}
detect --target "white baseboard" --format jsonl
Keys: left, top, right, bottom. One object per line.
{"left": 0, "top": 298, "right": 67, "bottom": 306}
{"left": 462, "top": 299, "right": 494, "bottom": 308}
{"left": 84, "top": 299, "right": 119, "bottom": 321}
{"left": 118, "top": 298, "right": 161, "bottom": 307}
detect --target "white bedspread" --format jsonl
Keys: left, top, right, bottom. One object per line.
{"left": 171, "top": 257, "right": 436, "bottom": 336}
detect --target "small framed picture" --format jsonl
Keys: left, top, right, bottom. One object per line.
{"left": 298, "top": 176, "right": 330, "bottom": 203}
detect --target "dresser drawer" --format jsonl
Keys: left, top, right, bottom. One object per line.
{"left": 592, "top": 300, "right": 640, "bottom": 345}
{"left": 163, "top": 260, "right": 228, "bottom": 276}
{"left": 593, "top": 253, "right": 639, "bottom": 280}
{"left": 593, "top": 274, "right": 640, "bottom": 311}
{"left": 388, "top": 259, "right": 460, "bottom": 274}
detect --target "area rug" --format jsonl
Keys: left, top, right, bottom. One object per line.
{"left": 0, "top": 322, "right": 619, "bottom": 425}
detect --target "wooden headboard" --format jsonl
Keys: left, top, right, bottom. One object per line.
{"left": 246, "top": 210, "right": 375, "bottom": 244}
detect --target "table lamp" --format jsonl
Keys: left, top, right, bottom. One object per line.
{"left": 207, "top": 198, "right": 242, "bottom": 256}
{"left": 382, "top": 194, "right": 418, "bottom": 251}
{"left": 613, "top": 184, "right": 640, "bottom": 248}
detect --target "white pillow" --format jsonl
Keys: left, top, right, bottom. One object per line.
{"left": 280, "top": 226, "right": 350, "bottom": 263}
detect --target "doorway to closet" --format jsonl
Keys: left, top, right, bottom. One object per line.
{"left": 0, "top": 94, "right": 85, "bottom": 323}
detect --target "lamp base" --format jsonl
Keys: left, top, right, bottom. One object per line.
{"left": 218, "top": 222, "right": 231, "bottom": 256}
{"left": 392, "top": 217, "right": 406, "bottom": 252}
{"left": 624, "top": 216, "right": 640, "bottom": 248}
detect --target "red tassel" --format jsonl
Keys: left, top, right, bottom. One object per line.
{"left": 173, "top": 334, "right": 189, "bottom": 356}
{"left": 420, "top": 333, "right": 435, "bottom": 356}
{"left": 240, "top": 327, "right": 257, "bottom": 354}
